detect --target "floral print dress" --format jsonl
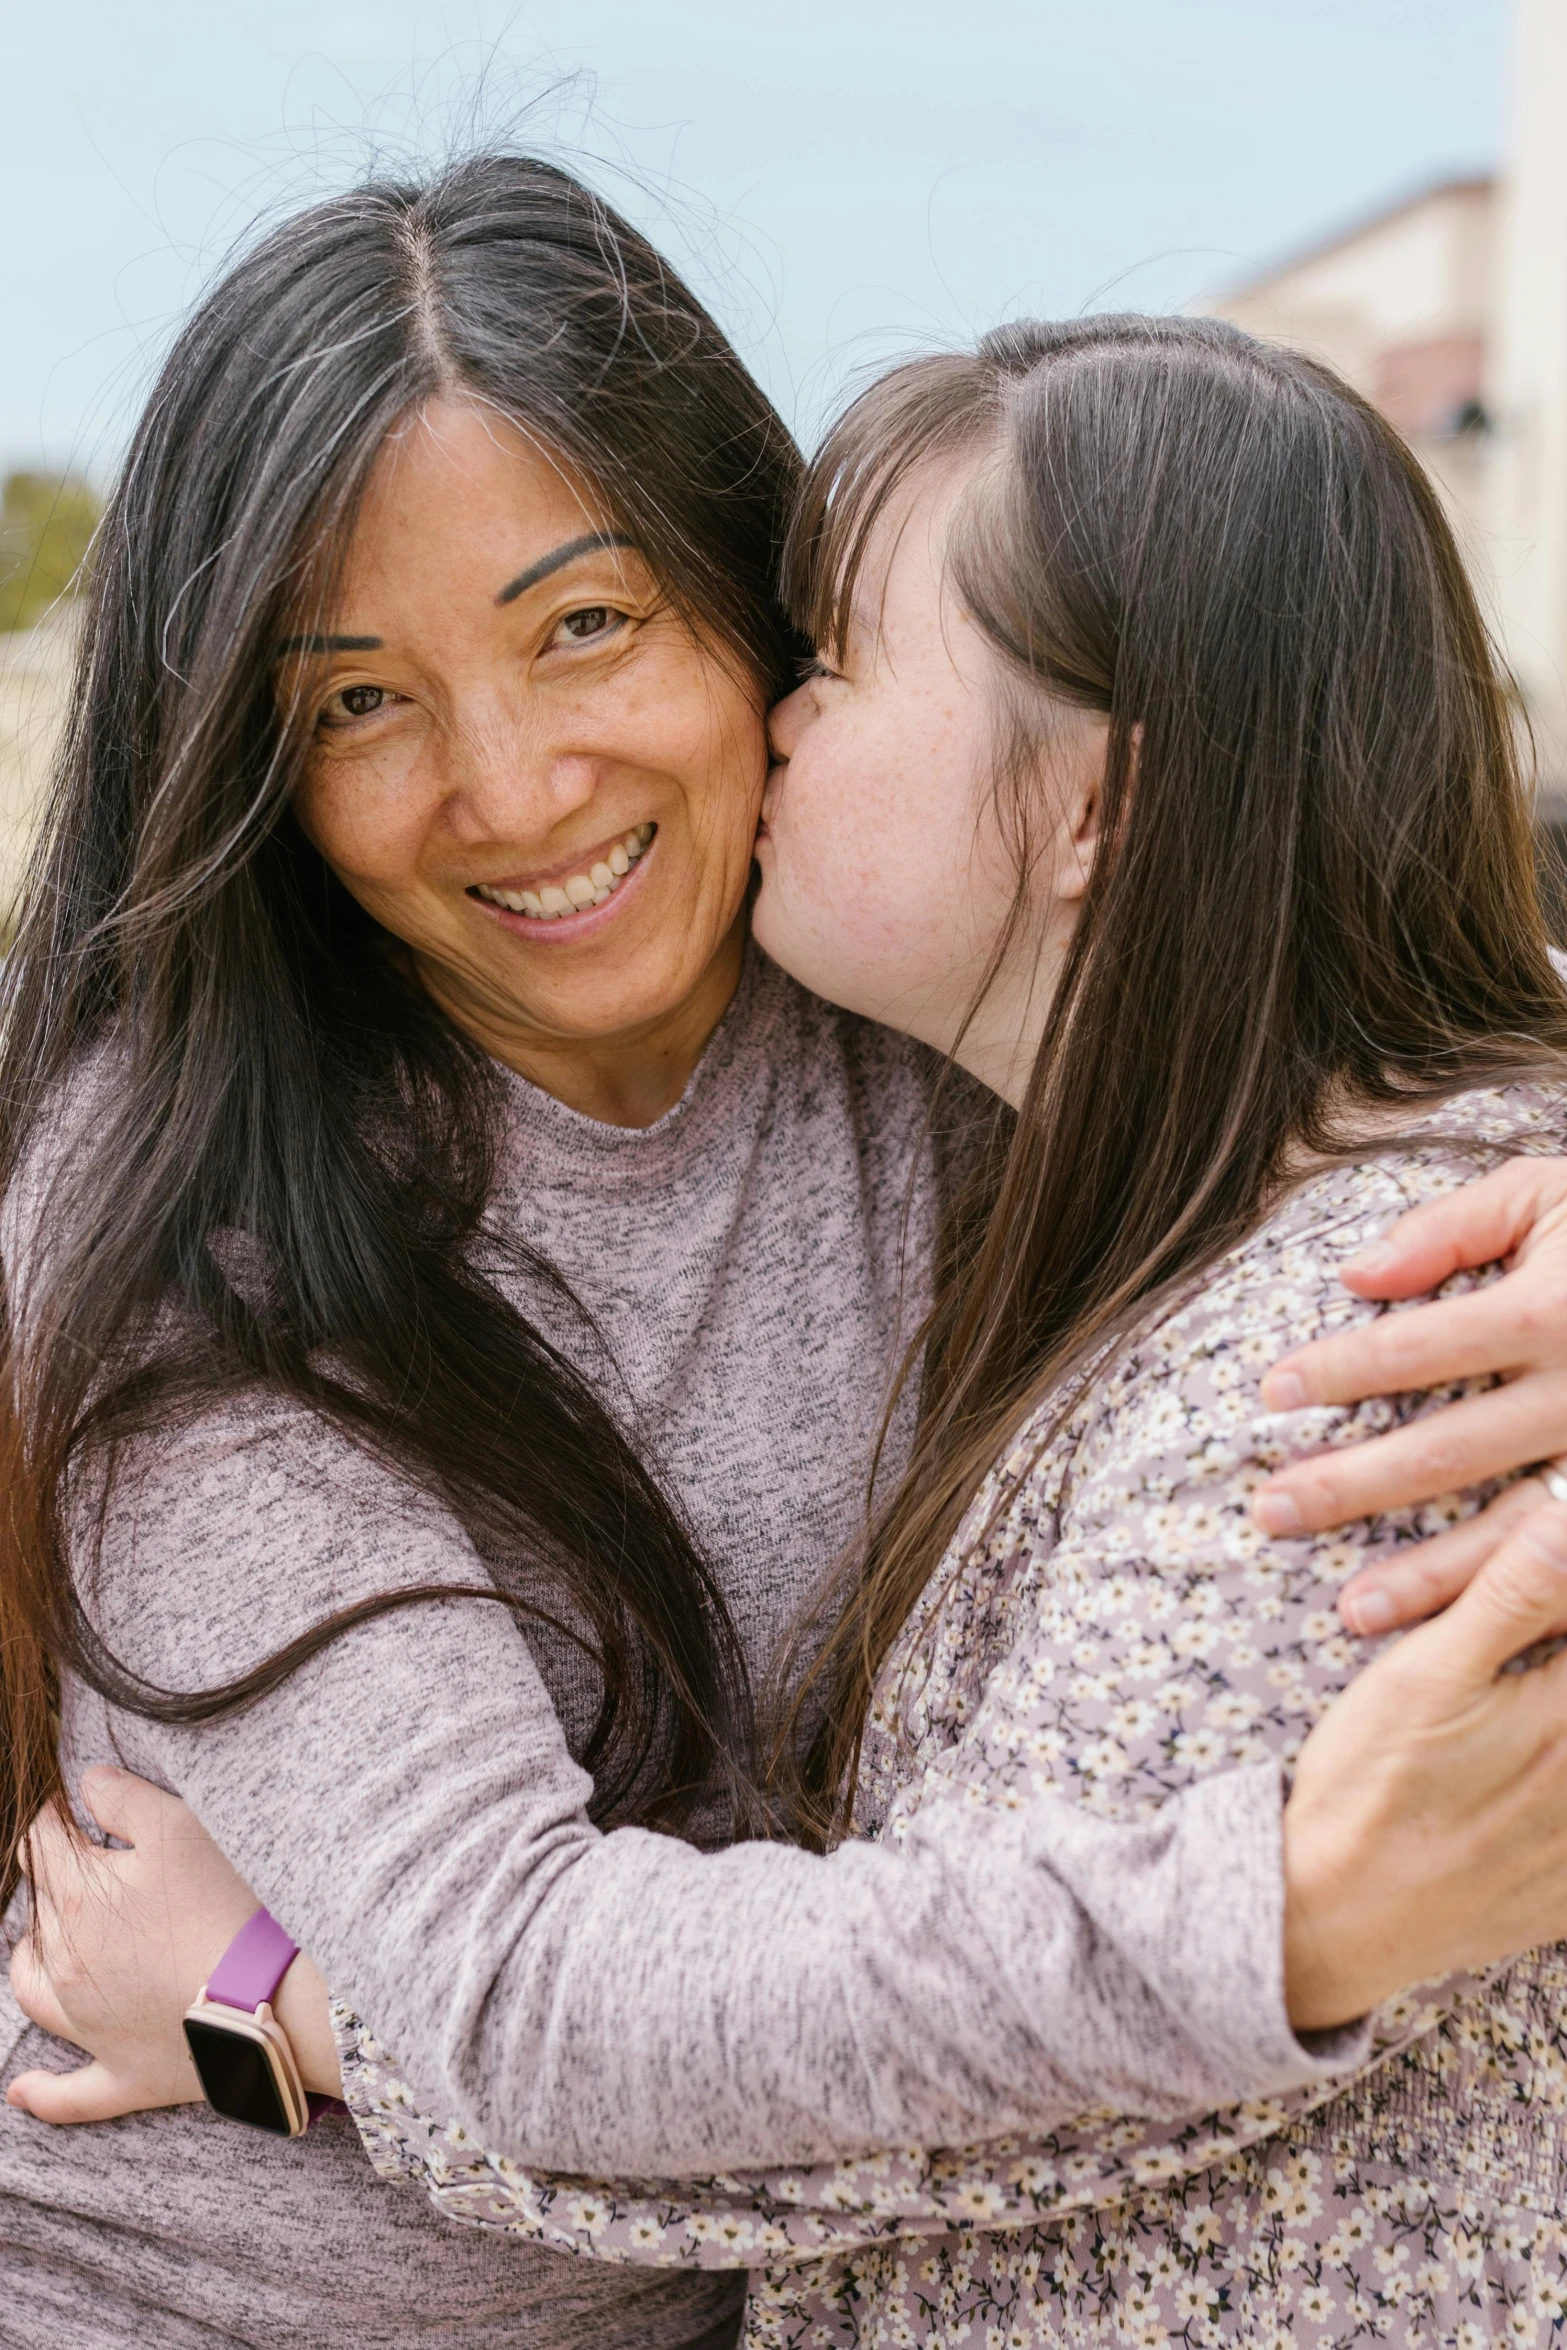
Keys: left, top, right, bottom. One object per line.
{"left": 339, "top": 1080, "right": 1567, "bottom": 2348}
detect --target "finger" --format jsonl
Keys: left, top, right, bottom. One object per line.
{"left": 1261, "top": 1288, "right": 1567, "bottom": 1412}
{"left": 1383, "top": 1501, "right": 1567, "bottom": 1689}
{"left": 8, "top": 1933, "right": 78, "bottom": 2043}
{"left": 1252, "top": 1382, "right": 1567, "bottom": 1536}
{"left": 5, "top": 2060, "right": 142, "bottom": 2126}
{"left": 1328, "top": 1158, "right": 1561, "bottom": 1300}
{"left": 1336, "top": 1479, "right": 1549, "bottom": 1635}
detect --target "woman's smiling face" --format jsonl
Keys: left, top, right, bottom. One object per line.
{"left": 286, "top": 397, "right": 768, "bottom": 1110}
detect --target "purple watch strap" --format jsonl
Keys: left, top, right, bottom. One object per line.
{"left": 205, "top": 1907, "right": 299, "bottom": 2014}
{"left": 201, "top": 1906, "right": 348, "bottom": 2125}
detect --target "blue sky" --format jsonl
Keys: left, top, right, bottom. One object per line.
{"left": 2, "top": 0, "right": 1506, "bottom": 476}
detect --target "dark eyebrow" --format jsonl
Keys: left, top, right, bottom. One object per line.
{"left": 276, "top": 633, "right": 384, "bottom": 656}
{"left": 495, "top": 532, "right": 636, "bottom": 606}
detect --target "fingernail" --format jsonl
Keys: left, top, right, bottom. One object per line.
{"left": 1345, "top": 1243, "right": 1396, "bottom": 1280}
{"left": 1341, "top": 1588, "right": 1395, "bottom": 1636}
{"left": 1261, "top": 1369, "right": 1306, "bottom": 1412}
{"left": 1253, "top": 1489, "right": 1303, "bottom": 1536}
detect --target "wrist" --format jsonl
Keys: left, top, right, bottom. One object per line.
{"left": 1281, "top": 1789, "right": 1389, "bottom": 2031}
{"left": 183, "top": 1908, "right": 342, "bottom": 2134}
{"left": 270, "top": 1950, "right": 345, "bottom": 2100}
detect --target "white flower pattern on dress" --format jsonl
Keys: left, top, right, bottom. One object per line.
{"left": 338, "top": 1081, "right": 1567, "bottom": 2347}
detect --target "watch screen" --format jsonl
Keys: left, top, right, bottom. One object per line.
{"left": 184, "top": 2016, "right": 294, "bottom": 2136}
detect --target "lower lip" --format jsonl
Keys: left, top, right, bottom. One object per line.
{"left": 469, "top": 839, "right": 655, "bottom": 943}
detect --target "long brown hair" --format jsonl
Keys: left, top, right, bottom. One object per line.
{"left": 782, "top": 314, "right": 1567, "bottom": 1834}
{"left": 0, "top": 152, "right": 803, "bottom": 1905}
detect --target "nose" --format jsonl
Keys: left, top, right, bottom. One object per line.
{"left": 444, "top": 712, "right": 601, "bottom": 844}
{"left": 767, "top": 680, "right": 813, "bottom": 765}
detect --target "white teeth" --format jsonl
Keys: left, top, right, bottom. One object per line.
{"left": 476, "top": 826, "right": 655, "bottom": 922}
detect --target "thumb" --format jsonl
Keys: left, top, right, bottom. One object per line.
{"left": 76, "top": 1766, "right": 180, "bottom": 1849}
{"left": 6, "top": 2060, "right": 148, "bottom": 2126}
{"left": 1396, "top": 1501, "right": 1567, "bottom": 1687}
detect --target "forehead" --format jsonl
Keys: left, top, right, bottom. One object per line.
{"left": 848, "top": 459, "right": 975, "bottom": 655}
{"left": 332, "top": 399, "right": 627, "bottom": 602}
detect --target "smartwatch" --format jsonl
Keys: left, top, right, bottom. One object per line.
{"left": 182, "top": 1908, "right": 311, "bottom": 2138}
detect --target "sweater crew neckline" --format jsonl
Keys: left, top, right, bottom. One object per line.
{"left": 494, "top": 940, "right": 786, "bottom": 1171}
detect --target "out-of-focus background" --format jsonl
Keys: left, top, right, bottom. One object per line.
{"left": 2, "top": 0, "right": 1562, "bottom": 919}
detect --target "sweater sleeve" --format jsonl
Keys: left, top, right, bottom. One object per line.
{"left": 72, "top": 1372, "right": 1356, "bottom": 2189}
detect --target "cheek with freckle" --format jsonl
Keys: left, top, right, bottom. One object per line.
{"left": 755, "top": 751, "right": 919, "bottom": 1013}
{"left": 761, "top": 692, "right": 998, "bottom": 1027}
{"left": 291, "top": 761, "right": 458, "bottom": 948}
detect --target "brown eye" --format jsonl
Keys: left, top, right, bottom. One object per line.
{"left": 316, "top": 682, "right": 392, "bottom": 730}
{"left": 557, "top": 605, "right": 623, "bottom": 644}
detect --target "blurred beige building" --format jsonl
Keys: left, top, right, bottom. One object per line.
{"left": 1200, "top": 176, "right": 1493, "bottom": 558}
{"left": 0, "top": 610, "right": 75, "bottom": 918}
{"left": 1483, "top": 0, "right": 1567, "bottom": 806}
{"left": 1201, "top": 0, "right": 1567, "bottom": 812}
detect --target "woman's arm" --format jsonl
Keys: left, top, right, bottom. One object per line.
{"left": 19, "top": 1501, "right": 1567, "bottom": 2274}
{"left": 10, "top": 1385, "right": 1358, "bottom": 2174}
{"left": 320, "top": 1511, "right": 1567, "bottom": 2271}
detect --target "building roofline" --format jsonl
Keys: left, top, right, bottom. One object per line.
{"left": 1219, "top": 171, "right": 1495, "bottom": 299}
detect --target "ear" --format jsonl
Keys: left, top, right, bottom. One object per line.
{"left": 1054, "top": 715, "right": 1125, "bottom": 903}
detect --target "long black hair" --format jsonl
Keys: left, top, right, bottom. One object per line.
{"left": 0, "top": 152, "right": 802, "bottom": 1901}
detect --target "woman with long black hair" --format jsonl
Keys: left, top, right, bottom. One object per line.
{"left": 9, "top": 165, "right": 1567, "bottom": 2350}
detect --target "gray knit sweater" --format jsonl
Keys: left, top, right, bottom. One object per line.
{"left": 0, "top": 951, "right": 1351, "bottom": 2350}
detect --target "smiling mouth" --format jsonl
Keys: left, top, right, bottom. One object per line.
{"left": 469, "top": 824, "right": 655, "bottom": 922}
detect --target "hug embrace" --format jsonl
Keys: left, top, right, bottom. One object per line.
{"left": 7, "top": 149, "right": 1567, "bottom": 2350}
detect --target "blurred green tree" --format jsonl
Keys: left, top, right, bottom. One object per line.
{"left": 0, "top": 471, "right": 102, "bottom": 632}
